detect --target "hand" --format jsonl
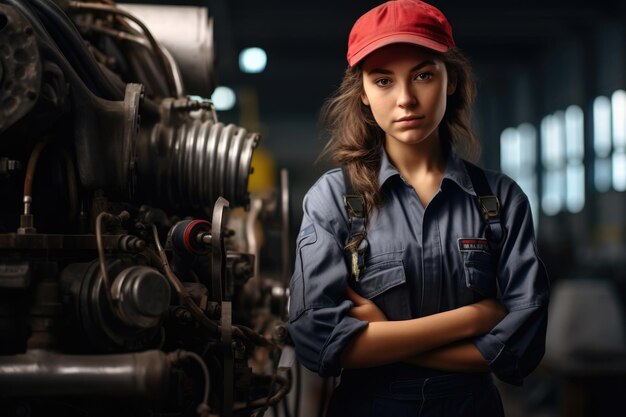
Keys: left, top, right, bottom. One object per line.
{"left": 347, "top": 286, "right": 388, "bottom": 322}
{"left": 470, "top": 298, "right": 508, "bottom": 334}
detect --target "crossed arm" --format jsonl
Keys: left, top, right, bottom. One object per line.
{"left": 341, "top": 287, "right": 507, "bottom": 372}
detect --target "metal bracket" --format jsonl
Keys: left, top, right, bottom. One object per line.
{"left": 211, "top": 196, "right": 229, "bottom": 302}
{"left": 210, "top": 196, "right": 233, "bottom": 417}
{"left": 478, "top": 195, "right": 500, "bottom": 219}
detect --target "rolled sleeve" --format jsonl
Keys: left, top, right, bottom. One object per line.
{"left": 474, "top": 305, "right": 548, "bottom": 385}
{"left": 287, "top": 177, "right": 368, "bottom": 377}
{"left": 473, "top": 191, "right": 550, "bottom": 385}
{"left": 292, "top": 302, "right": 368, "bottom": 376}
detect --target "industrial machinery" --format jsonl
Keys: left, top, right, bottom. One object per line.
{"left": 0, "top": 1, "right": 292, "bottom": 416}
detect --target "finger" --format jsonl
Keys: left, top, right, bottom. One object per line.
{"left": 346, "top": 286, "right": 369, "bottom": 306}
{"left": 348, "top": 305, "right": 368, "bottom": 321}
{"left": 347, "top": 306, "right": 360, "bottom": 320}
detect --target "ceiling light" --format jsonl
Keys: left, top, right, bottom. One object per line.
{"left": 211, "top": 86, "right": 236, "bottom": 111}
{"left": 239, "top": 47, "right": 267, "bottom": 74}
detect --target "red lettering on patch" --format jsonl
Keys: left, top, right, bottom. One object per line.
{"left": 457, "top": 238, "right": 490, "bottom": 253}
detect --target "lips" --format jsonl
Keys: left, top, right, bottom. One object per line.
{"left": 395, "top": 115, "right": 424, "bottom": 123}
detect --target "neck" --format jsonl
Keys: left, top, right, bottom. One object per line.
{"left": 384, "top": 131, "right": 446, "bottom": 178}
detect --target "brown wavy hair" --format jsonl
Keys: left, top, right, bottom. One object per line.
{"left": 320, "top": 47, "right": 480, "bottom": 215}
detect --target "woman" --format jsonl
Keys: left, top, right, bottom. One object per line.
{"left": 287, "top": 1, "right": 550, "bottom": 416}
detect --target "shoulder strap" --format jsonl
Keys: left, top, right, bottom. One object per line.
{"left": 342, "top": 162, "right": 503, "bottom": 278}
{"left": 341, "top": 165, "right": 367, "bottom": 281}
{"left": 462, "top": 160, "right": 505, "bottom": 256}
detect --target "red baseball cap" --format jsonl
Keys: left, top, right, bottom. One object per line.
{"left": 347, "top": 0, "right": 455, "bottom": 67}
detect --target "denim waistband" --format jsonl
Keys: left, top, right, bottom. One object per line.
{"left": 340, "top": 369, "right": 493, "bottom": 400}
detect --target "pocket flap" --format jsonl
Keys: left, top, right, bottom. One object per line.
{"left": 357, "top": 260, "right": 406, "bottom": 299}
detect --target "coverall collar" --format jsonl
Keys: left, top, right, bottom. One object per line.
{"left": 378, "top": 145, "right": 477, "bottom": 196}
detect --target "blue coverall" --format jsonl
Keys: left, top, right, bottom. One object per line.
{"left": 288, "top": 147, "right": 550, "bottom": 416}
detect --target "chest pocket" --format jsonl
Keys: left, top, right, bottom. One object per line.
{"left": 463, "top": 251, "right": 498, "bottom": 299}
{"left": 352, "top": 249, "right": 411, "bottom": 321}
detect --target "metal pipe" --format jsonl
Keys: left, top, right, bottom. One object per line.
{"left": 150, "top": 225, "right": 220, "bottom": 334}
{"left": 23, "top": 140, "right": 48, "bottom": 212}
{"left": 0, "top": 349, "right": 169, "bottom": 397}
{"left": 68, "top": 1, "right": 177, "bottom": 97}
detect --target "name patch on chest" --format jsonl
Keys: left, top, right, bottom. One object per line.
{"left": 457, "top": 238, "right": 490, "bottom": 253}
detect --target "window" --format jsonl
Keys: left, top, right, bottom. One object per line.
{"left": 612, "top": 90, "right": 626, "bottom": 191}
{"left": 498, "top": 89, "right": 626, "bottom": 219}
{"left": 565, "top": 105, "right": 585, "bottom": 213}
{"left": 539, "top": 106, "right": 585, "bottom": 215}
{"left": 541, "top": 113, "right": 565, "bottom": 215}
{"left": 593, "top": 90, "right": 626, "bottom": 192}
{"left": 500, "top": 123, "right": 538, "bottom": 224}
{"left": 594, "top": 96, "right": 612, "bottom": 191}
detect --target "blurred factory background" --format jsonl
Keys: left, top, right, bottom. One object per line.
{"left": 202, "top": 0, "right": 626, "bottom": 416}
{"left": 1, "top": 0, "right": 624, "bottom": 415}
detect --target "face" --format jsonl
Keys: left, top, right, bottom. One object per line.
{"left": 360, "top": 43, "right": 455, "bottom": 148}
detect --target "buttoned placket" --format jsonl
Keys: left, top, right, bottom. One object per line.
{"left": 421, "top": 189, "right": 444, "bottom": 316}
{"left": 398, "top": 175, "right": 445, "bottom": 317}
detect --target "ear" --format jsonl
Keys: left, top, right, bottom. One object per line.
{"left": 361, "top": 92, "right": 370, "bottom": 106}
{"left": 447, "top": 77, "right": 457, "bottom": 96}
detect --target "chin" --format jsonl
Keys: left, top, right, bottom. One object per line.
{"left": 389, "top": 131, "right": 435, "bottom": 147}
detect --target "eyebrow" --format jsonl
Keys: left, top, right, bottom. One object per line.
{"left": 367, "top": 60, "right": 437, "bottom": 75}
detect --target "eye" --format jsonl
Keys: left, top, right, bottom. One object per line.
{"left": 374, "top": 78, "right": 392, "bottom": 87}
{"left": 414, "top": 72, "right": 433, "bottom": 81}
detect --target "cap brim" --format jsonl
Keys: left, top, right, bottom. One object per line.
{"left": 348, "top": 33, "right": 450, "bottom": 67}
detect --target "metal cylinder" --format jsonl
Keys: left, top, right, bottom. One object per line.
{"left": 138, "top": 116, "right": 260, "bottom": 210}
{"left": 117, "top": 3, "right": 216, "bottom": 97}
{"left": 170, "top": 219, "right": 212, "bottom": 255}
{"left": 61, "top": 259, "right": 165, "bottom": 351}
{"left": 111, "top": 265, "right": 171, "bottom": 329}
{"left": 0, "top": 349, "right": 169, "bottom": 397}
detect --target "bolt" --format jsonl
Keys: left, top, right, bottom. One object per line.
{"left": 132, "top": 238, "right": 146, "bottom": 250}
{"left": 198, "top": 232, "right": 212, "bottom": 245}
{"left": 174, "top": 307, "right": 192, "bottom": 322}
{"left": 119, "top": 235, "right": 146, "bottom": 252}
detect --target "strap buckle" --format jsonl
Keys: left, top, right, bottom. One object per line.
{"left": 478, "top": 195, "right": 500, "bottom": 219}
{"left": 343, "top": 194, "right": 365, "bottom": 218}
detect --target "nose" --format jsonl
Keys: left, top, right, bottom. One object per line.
{"left": 397, "top": 82, "right": 417, "bottom": 108}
